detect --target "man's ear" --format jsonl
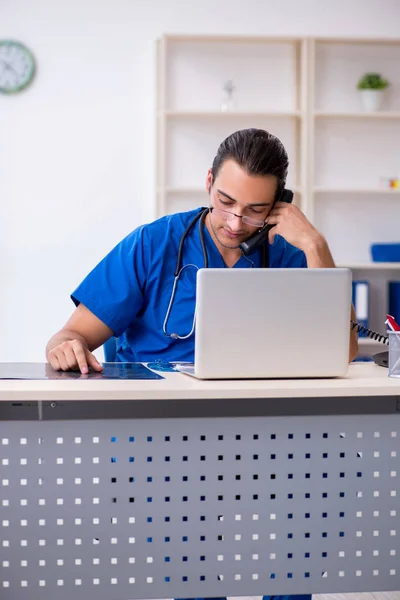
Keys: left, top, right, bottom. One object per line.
{"left": 206, "top": 169, "right": 213, "bottom": 194}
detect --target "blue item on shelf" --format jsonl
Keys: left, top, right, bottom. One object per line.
{"left": 371, "top": 243, "right": 400, "bottom": 262}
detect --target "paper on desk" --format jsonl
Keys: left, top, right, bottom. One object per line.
{"left": 0, "top": 362, "right": 164, "bottom": 380}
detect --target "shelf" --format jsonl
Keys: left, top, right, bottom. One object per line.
{"left": 314, "top": 37, "right": 400, "bottom": 46}
{"left": 163, "top": 187, "right": 207, "bottom": 195}
{"left": 164, "top": 34, "right": 303, "bottom": 44}
{"left": 314, "top": 187, "right": 400, "bottom": 194}
{"left": 161, "top": 110, "right": 302, "bottom": 119}
{"left": 163, "top": 186, "right": 303, "bottom": 195}
{"left": 314, "top": 111, "right": 400, "bottom": 119}
{"left": 337, "top": 262, "right": 400, "bottom": 270}
{"left": 358, "top": 337, "right": 387, "bottom": 347}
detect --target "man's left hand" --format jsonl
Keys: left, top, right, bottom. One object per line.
{"left": 265, "top": 201, "right": 322, "bottom": 252}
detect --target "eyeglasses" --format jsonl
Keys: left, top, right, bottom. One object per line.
{"left": 210, "top": 206, "right": 265, "bottom": 228}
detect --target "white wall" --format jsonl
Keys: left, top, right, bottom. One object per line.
{"left": 1, "top": 0, "right": 400, "bottom": 361}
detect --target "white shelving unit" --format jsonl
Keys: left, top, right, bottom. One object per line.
{"left": 156, "top": 34, "right": 400, "bottom": 357}
{"left": 156, "top": 35, "right": 308, "bottom": 216}
{"left": 309, "top": 37, "right": 400, "bottom": 357}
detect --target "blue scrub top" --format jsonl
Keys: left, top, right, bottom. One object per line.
{"left": 71, "top": 207, "right": 307, "bottom": 363}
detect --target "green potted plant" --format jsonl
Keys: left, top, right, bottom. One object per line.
{"left": 357, "top": 72, "right": 389, "bottom": 112}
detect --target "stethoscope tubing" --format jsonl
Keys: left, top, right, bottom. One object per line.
{"left": 163, "top": 207, "right": 268, "bottom": 339}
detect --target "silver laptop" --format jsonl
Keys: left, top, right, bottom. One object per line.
{"left": 176, "top": 268, "right": 352, "bottom": 379}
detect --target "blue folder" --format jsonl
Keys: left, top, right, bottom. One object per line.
{"left": 388, "top": 281, "right": 400, "bottom": 324}
{"left": 352, "top": 280, "right": 369, "bottom": 337}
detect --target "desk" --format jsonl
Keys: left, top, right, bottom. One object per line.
{"left": 0, "top": 363, "right": 399, "bottom": 600}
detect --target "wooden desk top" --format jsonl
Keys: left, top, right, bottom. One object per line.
{"left": 0, "top": 363, "right": 398, "bottom": 402}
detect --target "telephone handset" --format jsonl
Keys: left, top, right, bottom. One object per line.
{"left": 239, "top": 188, "right": 294, "bottom": 256}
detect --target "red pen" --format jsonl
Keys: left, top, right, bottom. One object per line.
{"left": 386, "top": 314, "right": 400, "bottom": 331}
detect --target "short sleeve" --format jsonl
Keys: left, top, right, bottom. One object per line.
{"left": 71, "top": 226, "right": 148, "bottom": 336}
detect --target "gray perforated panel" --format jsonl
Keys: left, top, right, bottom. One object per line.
{"left": 1, "top": 415, "right": 399, "bottom": 599}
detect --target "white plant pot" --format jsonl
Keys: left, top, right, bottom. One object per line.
{"left": 359, "top": 89, "right": 384, "bottom": 112}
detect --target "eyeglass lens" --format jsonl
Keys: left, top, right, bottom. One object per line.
{"left": 212, "top": 207, "right": 264, "bottom": 228}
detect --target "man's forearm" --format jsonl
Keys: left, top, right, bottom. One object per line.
{"left": 349, "top": 305, "right": 359, "bottom": 362}
{"left": 303, "top": 233, "right": 335, "bottom": 268}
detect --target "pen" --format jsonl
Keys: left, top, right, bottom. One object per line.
{"left": 385, "top": 314, "right": 400, "bottom": 332}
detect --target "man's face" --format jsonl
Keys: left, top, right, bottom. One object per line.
{"left": 206, "top": 159, "right": 277, "bottom": 250}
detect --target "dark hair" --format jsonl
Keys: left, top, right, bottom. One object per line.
{"left": 211, "top": 128, "right": 289, "bottom": 199}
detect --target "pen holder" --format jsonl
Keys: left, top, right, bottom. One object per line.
{"left": 388, "top": 331, "right": 400, "bottom": 378}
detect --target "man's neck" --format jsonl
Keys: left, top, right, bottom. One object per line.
{"left": 204, "top": 213, "right": 242, "bottom": 268}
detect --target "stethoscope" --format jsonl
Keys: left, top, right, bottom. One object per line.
{"left": 162, "top": 207, "right": 269, "bottom": 340}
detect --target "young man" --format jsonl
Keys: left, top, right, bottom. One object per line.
{"left": 46, "top": 128, "right": 358, "bottom": 600}
{"left": 46, "top": 128, "right": 358, "bottom": 372}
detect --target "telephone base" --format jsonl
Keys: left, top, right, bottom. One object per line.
{"left": 372, "top": 351, "right": 388, "bottom": 368}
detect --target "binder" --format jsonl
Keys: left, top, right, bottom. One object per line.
{"left": 352, "top": 280, "right": 369, "bottom": 337}
{"left": 388, "top": 281, "right": 400, "bottom": 324}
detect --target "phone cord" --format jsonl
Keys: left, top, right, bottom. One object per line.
{"left": 350, "top": 320, "right": 388, "bottom": 345}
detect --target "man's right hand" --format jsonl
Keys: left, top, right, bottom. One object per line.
{"left": 46, "top": 304, "right": 114, "bottom": 373}
{"left": 47, "top": 339, "right": 103, "bottom": 374}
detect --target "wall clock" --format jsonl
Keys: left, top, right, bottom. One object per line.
{"left": 0, "top": 40, "right": 36, "bottom": 94}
